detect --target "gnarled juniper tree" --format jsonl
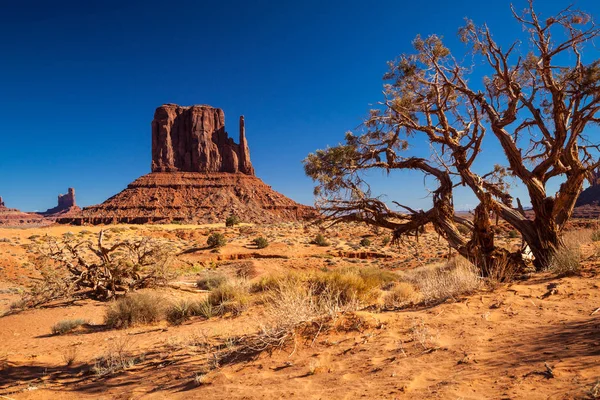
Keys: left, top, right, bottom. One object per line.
{"left": 304, "top": 1, "right": 600, "bottom": 277}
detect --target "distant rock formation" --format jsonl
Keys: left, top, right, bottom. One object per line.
{"left": 151, "top": 104, "right": 254, "bottom": 175}
{"left": 60, "top": 104, "right": 313, "bottom": 225}
{"left": 0, "top": 197, "right": 49, "bottom": 227}
{"left": 42, "top": 188, "right": 81, "bottom": 217}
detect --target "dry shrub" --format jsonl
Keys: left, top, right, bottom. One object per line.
{"left": 60, "top": 345, "right": 79, "bottom": 366}
{"left": 207, "top": 282, "right": 249, "bottom": 316}
{"left": 93, "top": 337, "right": 143, "bottom": 376}
{"left": 166, "top": 298, "right": 199, "bottom": 325}
{"left": 51, "top": 319, "right": 87, "bottom": 335}
{"left": 382, "top": 282, "right": 418, "bottom": 309}
{"left": 404, "top": 256, "right": 481, "bottom": 303}
{"left": 196, "top": 274, "right": 227, "bottom": 290}
{"left": 549, "top": 244, "right": 581, "bottom": 277}
{"left": 104, "top": 292, "right": 165, "bottom": 329}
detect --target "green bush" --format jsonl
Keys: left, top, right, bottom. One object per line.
{"left": 360, "top": 238, "right": 371, "bottom": 247}
{"left": 104, "top": 292, "right": 165, "bottom": 329}
{"left": 253, "top": 237, "right": 269, "bottom": 249}
{"left": 382, "top": 236, "right": 391, "bottom": 246}
{"left": 225, "top": 215, "right": 241, "bottom": 227}
{"left": 207, "top": 233, "right": 227, "bottom": 248}
{"left": 312, "top": 234, "right": 330, "bottom": 247}
{"left": 508, "top": 230, "right": 519, "bottom": 238}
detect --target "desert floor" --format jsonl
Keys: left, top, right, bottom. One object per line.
{"left": 0, "top": 222, "right": 599, "bottom": 399}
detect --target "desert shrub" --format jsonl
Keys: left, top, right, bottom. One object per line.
{"left": 253, "top": 237, "right": 269, "bottom": 249}
{"left": 308, "top": 269, "right": 383, "bottom": 306}
{"left": 592, "top": 230, "right": 600, "bottom": 242}
{"left": 165, "top": 299, "right": 200, "bottom": 325}
{"left": 405, "top": 257, "right": 481, "bottom": 303}
{"left": 51, "top": 319, "right": 87, "bottom": 335}
{"left": 207, "top": 233, "right": 227, "bottom": 248}
{"left": 196, "top": 274, "right": 227, "bottom": 290}
{"left": 93, "top": 338, "right": 142, "bottom": 376}
{"left": 382, "top": 236, "right": 391, "bottom": 246}
{"left": 382, "top": 282, "right": 417, "bottom": 309}
{"left": 195, "top": 299, "right": 216, "bottom": 319}
{"left": 225, "top": 215, "right": 241, "bottom": 227}
{"left": 312, "top": 234, "right": 330, "bottom": 247}
{"left": 207, "top": 283, "right": 249, "bottom": 315}
{"left": 548, "top": 244, "right": 581, "bottom": 277}
{"left": 359, "top": 238, "right": 371, "bottom": 247}
{"left": 104, "top": 292, "right": 165, "bottom": 329}
{"left": 508, "top": 230, "right": 519, "bottom": 238}
{"left": 250, "top": 272, "right": 303, "bottom": 293}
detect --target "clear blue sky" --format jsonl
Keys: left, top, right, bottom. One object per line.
{"left": 1, "top": 0, "right": 598, "bottom": 211}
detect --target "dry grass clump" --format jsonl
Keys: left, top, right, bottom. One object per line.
{"left": 104, "top": 292, "right": 165, "bottom": 329}
{"left": 207, "top": 282, "right": 250, "bottom": 316}
{"left": 549, "top": 244, "right": 581, "bottom": 277}
{"left": 403, "top": 256, "right": 481, "bottom": 303}
{"left": 196, "top": 273, "right": 227, "bottom": 290}
{"left": 51, "top": 319, "right": 87, "bottom": 335}
{"left": 93, "top": 338, "right": 142, "bottom": 376}
{"left": 382, "top": 282, "right": 418, "bottom": 309}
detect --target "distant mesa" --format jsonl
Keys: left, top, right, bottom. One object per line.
{"left": 0, "top": 196, "right": 49, "bottom": 227}
{"left": 59, "top": 104, "right": 314, "bottom": 225}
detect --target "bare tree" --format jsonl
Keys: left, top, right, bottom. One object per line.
{"left": 304, "top": 1, "right": 600, "bottom": 277}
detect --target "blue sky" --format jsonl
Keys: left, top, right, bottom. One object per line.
{"left": 1, "top": 0, "right": 599, "bottom": 211}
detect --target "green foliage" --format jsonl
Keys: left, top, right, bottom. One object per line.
{"left": 311, "top": 234, "right": 330, "bottom": 247}
{"left": 508, "top": 230, "right": 519, "bottom": 239}
{"left": 360, "top": 238, "right": 371, "bottom": 247}
{"left": 382, "top": 236, "right": 391, "bottom": 246}
{"left": 207, "top": 233, "right": 227, "bottom": 248}
{"left": 253, "top": 237, "right": 269, "bottom": 249}
{"left": 225, "top": 215, "right": 241, "bottom": 227}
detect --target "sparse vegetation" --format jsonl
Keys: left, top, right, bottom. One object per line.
{"left": 51, "top": 319, "right": 87, "bottom": 335}
{"left": 403, "top": 256, "right": 481, "bottom": 303}
{"left": 592, "top": 230, "right": 600, "bottom": 242}
{"left": 359, "top": 238, "right": 371, "bottom": 247}
{"left": 207, "top": 282, "right": 249, "bottom": 316}
{"left": 225, "top": 215, "right": 241, "bottom": 227}
{"left": 93, "top": 338, "right": 142, "bottom": 376}
{"left": 508, "top": 230, "right": 519, "bottom": 239}
{"left": 104, "top": 292, "right": 165, "bottom": 329}
{"left": 253, "top": 236, "right": 269, "bottom": 249}
{"left": 312, "top": 234, "right": 330, "bottom": 247}
{"left": 549, "top": 244, "right": 581, "bottom": 278}
{"left": 196, "top": 273, "right": 227, "bottom": 290}
{"left": 207, "top": 232, "right": 227, "bottom": 248}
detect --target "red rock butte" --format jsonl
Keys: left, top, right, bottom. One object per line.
{"left": 59, "top": 104, "right": 314, "bottom": 225}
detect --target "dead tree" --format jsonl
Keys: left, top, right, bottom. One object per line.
{"left": 28, "top": 230, "right": 174, "bottom": 302}
{"left": 304, "top": 1, "right": 600, "bottom": 276}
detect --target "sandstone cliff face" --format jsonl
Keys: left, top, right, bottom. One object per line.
{"left": 151, "top": 104, "right": 254, "bottom": 175}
